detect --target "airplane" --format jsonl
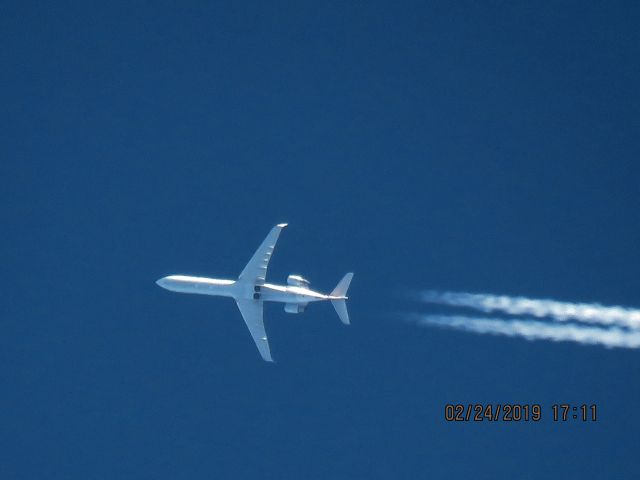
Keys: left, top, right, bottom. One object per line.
{"left": 155, "top": 223, "right": 353, "bottom": 362}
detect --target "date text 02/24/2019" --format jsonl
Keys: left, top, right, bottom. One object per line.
{"left": 444, "top": 404, "right": 597, "bottom": 422}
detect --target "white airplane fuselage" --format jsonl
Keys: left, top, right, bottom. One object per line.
{"left": 156, "top": 275, "right": 340, "bottom": 304}
{"left": 155, "top": 223, "right": 353, "bottom": 362}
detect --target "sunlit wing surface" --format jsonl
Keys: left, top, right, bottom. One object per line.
{"left": 156, "top": 222, "right": 353, "bottom": 363}
{"left": 238, "top": 223, "right": 288, "bottom": 285}
{"left": 235, "top": 299, "right": 273, "bottom": 362}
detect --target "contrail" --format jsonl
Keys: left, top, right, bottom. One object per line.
{"left": 419, "top": 291, "right": 640, "bottom": 330}
{"left": 410, "top": 314, "right": 640, "bottom": 349}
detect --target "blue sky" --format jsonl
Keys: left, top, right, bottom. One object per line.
{"left": 2, "top": 1, "right": 640, "bottom": 478}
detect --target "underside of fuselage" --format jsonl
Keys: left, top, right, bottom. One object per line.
{"left": 156, "top": 275, "right": 328, "bottom": 305}
{"left": 156, "top": 223, "right": 353, "bottom": 362}
{"left": 257, "top": 283, "right": 328, "bottom": 304}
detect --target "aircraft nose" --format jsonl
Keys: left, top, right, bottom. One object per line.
{"left": 156, "top": 277, "right": 166, "bottom": 287}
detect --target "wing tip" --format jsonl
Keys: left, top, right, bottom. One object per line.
{"left": 261, "top": 351, "right": 275, "bottom": 362}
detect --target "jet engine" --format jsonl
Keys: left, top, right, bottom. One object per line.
{"left": 284, "top": 303, "right": 307, "bottom": 314}
{"left": 287, "top": 274, "right": 310, "bottom": 287}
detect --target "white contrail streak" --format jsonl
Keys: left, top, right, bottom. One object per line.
{"left": 419, "top": 291, "right": 640, "bottom": 330}
{"left": 411, "top": 314, "right": 640, "bottom": 349}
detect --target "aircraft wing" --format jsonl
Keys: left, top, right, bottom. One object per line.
{"left": 235, "top": 299, "right": 273, "bottom": 362}
{"left": 238, "top": 223, "right": 287, "bottom": 285}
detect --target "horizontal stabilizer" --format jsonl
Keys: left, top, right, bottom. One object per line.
{"left": 331, "top": 273, "right": 353, "bottom": 325}
{"left": 332, "top": 299, "right": 350, "bottom": 325}
{"left": 331, "top": 272, "right": 353, "bottom": 298}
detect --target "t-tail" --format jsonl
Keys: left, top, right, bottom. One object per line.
{"left": 330, "top": 273, "right": 354, "bottom": 325}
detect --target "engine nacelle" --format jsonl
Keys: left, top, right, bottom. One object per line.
{"left": 284, "top": 303, "right": 307, "bottom": 314}
{"left": 287, "top": 274, "right": 310, "bottom": 287}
